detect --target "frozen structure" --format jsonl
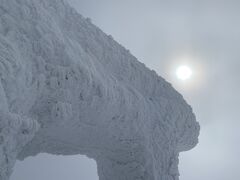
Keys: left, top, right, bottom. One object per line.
{"left": 0, "top": 0, "right": 200, "bottom": 180}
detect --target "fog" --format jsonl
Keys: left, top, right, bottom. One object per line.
{"left": 11, "top": 154, "right": 98, "bottom": 180}
{"left": 12, "top": 0, "right": 240, "bottom": 179}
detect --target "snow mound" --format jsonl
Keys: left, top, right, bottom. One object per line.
{"left": 0, "top": 0, "right": 200, "bottom": 179}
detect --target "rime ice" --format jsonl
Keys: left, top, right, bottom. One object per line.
{"left": 0, "top": 0, "right": 200, "bottom": 180}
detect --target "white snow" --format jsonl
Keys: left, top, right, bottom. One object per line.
{"left": 0, "top": 0, "right": 200, "bottom": 179}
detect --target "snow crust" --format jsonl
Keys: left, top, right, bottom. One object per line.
{"left": 0, "top": 0, "right": 200, "bottom": 179}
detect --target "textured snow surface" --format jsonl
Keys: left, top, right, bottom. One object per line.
{"left": 0, "top": 0, "right": 200, "bottom": 179}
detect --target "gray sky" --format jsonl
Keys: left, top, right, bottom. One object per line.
{"left": 12, "top": 0, "right": 240, "bottom": 179}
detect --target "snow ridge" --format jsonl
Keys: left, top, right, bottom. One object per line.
{"left": 0, "top": 0, "right": 200, "bottom": 180}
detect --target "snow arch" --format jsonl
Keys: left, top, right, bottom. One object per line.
{"left": 0, "top": 0, "right": 200, "bottom": 180}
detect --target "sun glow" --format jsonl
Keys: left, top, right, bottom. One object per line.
{"left": 168, "top": 55, "right": 205, "bottom": 91}
{"left": 176, "top": 65, "right": 193, "bottom": 81}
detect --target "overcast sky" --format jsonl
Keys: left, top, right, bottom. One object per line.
{"left": 11, "top": 0, "right": 240, "bottom": 180}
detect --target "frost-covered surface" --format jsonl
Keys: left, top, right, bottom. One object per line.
{"left": 0, "top": 111, "right": 39, "bottom": 180}
{"left": 0, "top": 0, "right": 200, "bottom": 179}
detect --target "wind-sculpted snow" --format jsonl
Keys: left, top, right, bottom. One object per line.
{"left": 0, "top": 0, "right": 200, "bottom": 179}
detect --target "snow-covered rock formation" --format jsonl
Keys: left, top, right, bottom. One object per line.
{"left": 0, "top": 0, "right": 200, "bottom": 179}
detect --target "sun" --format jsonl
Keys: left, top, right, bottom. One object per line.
{"left": 176, "top": 65, "right": 192, "bottom": 80}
